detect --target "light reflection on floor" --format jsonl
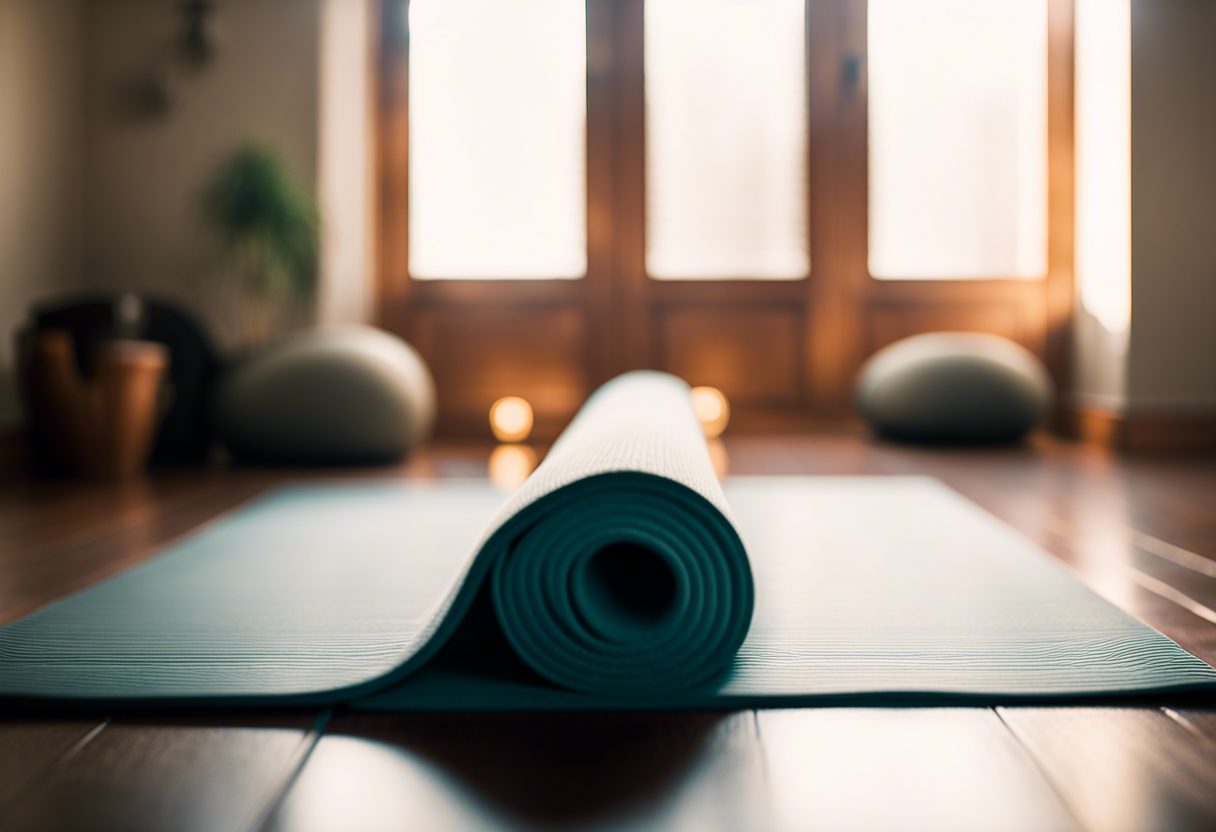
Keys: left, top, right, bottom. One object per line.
{"left": 488, "top": 444, "right": 539, "bottom": 490}
{"left": 707, "top": 438, "right": 729, "bottom": 479}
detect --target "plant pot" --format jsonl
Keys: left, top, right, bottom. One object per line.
{"left": 24, "top": 331, "right": 168, "bottom": 479}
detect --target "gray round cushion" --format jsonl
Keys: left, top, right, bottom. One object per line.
{"left": 856, "top": 332, "right": 1051, "bottom": 444}
{"left": 213, "top": 325, "right": 435, "bottom": 464}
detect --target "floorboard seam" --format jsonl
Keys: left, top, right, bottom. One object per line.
{"left": 248, "top": 708, "right": 334, "bottom": 832}
{"left": 51, "top": 717, "right": 108, "bottom": 769}
{"left": 1129, "top": 569, "right": 1216, "bottom": 625}
{"left": 1161, "top": 707, "right": 1216, "bottom": 746}
{"left": 992, "top": 707, "right": 1090, "bottom": 832}
{"left": 0, "top": 717, "right": 109, "bottom": 822}
{"left": 749, "top": 709, "right": 775, "bottom": 831}
{"left": 1133, "top": 531, "right": 1216, "bottom": 579}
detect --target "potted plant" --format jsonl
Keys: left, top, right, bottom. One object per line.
{"left": 200, "top": 142, "right": 319, "bottom": 348}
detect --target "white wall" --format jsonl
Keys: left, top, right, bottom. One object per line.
{"left": 81, "top": 0, "right": 323, "bottom": 348}
{"left": 13, "top": 0, "right": 1210, "bottom": 431}
{"left": 1072, "top": 0, "right": 1216, "bottom": 418}
{"left": 0, "top": 0, "right": 371, "bottom": 431}
{"left": 1073, "top": 0, "right": 1131, "bottom": 411}
{"left": 1127, "top": 0, "right": 1216, "bottom": 413}
{"left": 317, "top": 0, "right": 374, "bottom": 326}
{"left": 0, "top": 0, "right": 87, "bottom": 428}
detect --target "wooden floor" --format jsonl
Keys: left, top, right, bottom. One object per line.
{"left": 1, "top": 433, "right": 1215, "bottom": 832}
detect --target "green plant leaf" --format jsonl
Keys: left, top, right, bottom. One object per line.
{"left": 200, "top": 142, "right": 319, "bottom": 298}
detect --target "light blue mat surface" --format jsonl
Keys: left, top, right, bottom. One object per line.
{"left": 1, "top": 476, "right": 1213, "bottom": 709}
{"left": 1, "top": 372, "right": 1213, "bottom": 709}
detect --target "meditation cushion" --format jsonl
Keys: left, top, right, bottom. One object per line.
{"left": 213, "top": 325, "right": 435, "bottom": 464}
{"left": 856, "top": 332, "right": 1051, "bottom": 443}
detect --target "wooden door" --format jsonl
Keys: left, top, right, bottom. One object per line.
{"left": 376, "top": 0, "right": 616, "bottom": 439}
{"left": 376, "top": 0, "right": 1073, "bottom": 439}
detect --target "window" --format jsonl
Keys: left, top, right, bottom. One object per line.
{"left": 406, "top": 0, "right": 586, "bottom": 279}
{"left": 378, "top": 0, "right": 1069, "bottom": 436}
{"left": 644, "top": 0, "right": 809, "bottom": 280}
{"left": 867, "top": 0, "right": 1048, "bottom": 280}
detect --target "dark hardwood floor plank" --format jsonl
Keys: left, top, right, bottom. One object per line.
{"left": 0, "top": 478, "right": 277, "bottom": 625}
{"left": 757, "top": 708, "right": 1079, "bottom": 832}
{"left": 857, "top": 436, "right": 1216, "bottom": 562}
{"left": 1040, "top": 540, "right": 1216, "bottom": 667}
{"left": 1130, "top": 529, "right": 1216, "bottom": 578}
{"left": 0, "top": 437, "right": 1214, "bottom": 831}
{"left": 0, "top": 720, "right": 105, "bottom": 810}
{"left": 872, "top": 451, "right": 1216, "bottom": 664}
{"left": 1005, "top": 491, "right": 1216, "bottom": 617}
{"left": 0, "top": 473, "right": 222, "bottom": 555}
{"left": 999, "top": 707, "right": 1216, "bottom": 832}
{"left": 267, "top": 711, "right": 766, "bottom": 832}
{"left": 0, "top": 714, "right": 323, "bottom": 832}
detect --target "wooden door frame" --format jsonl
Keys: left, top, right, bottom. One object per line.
{"left": 830, "top": 0, "right": 1076, "bottom": 411}
{"left": 374, "top": 0, "right": 618, "bottom": 437}
{"left": 610, "top": 0, "right": 825, "bottom": 430}
{"left": 374, "top": 0, "right": 1076, "bottom": 437}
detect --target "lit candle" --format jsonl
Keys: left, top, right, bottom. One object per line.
{"left": 489, "top": 396, "right": 534, "bottom": 443}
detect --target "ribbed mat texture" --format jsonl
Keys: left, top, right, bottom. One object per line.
{"left": 1, "top": 371, "right": 1213, "bottom": 708}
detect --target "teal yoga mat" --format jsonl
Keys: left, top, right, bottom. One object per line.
{"left": 1, "top": 373, "right": 1214, "bottom": 708}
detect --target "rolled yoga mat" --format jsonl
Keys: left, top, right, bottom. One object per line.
{"left": 430, "top": 371, "right": 753, "bottom": 695}
{"left": 0, "top": 372, "right": 755, "bottom": 703}
{"left": 1, "top": 371, "right": 1214, "bottom": 708}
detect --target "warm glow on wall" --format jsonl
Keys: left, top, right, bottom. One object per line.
{"left": 690, "top": 386, "right": 730, "bottom": 438}
{"left": 489, "top": 396, "right": 534, "bottom": 443}
{"left": 1076, "top": 0, "right": 1132, "bottom": 334}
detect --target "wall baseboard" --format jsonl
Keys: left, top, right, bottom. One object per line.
{"left": 1068, "top": 405, "right": 1216, "bottom": 452}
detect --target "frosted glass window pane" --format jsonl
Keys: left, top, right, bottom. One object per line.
{"left": 645, "top": 0, "right": 808, "bottom": 280}
{"left": 868, "top": 0, "right": 1047, "bottom": 279}
{"left": 408, "top": 0, "right": 586, "bottom": 279}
